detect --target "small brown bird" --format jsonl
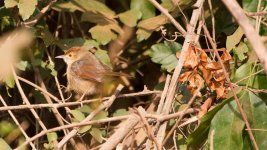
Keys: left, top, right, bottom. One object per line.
{"left": 56, "top": 47, "right": 123, "bottom": 96}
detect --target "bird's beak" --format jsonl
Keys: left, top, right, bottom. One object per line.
{"left": 55, "top": 55, "right": 64, "bottom": 59}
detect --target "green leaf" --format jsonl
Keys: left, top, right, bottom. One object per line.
{"left": 70, "top": 109, "right": 85, "bottom": 122}
{"left": 4, "top": 0, "right": 18, "bottom": 8}
{"left": 46, "top": 63, "right": 58, "bottom": 76}
{"left": 40, "top": 30, "right": 56, "bottom": 47}
{"left": 77, "top": 105, "right": 93, "bottom": 114}
{"left": 112, "top": 109, "right": 129, "bottom": 117}
{"left": 93, "top": 110, "right": 108, "bottom": 120}
{"left": 226, "top": 27, "right": 244, "bottom": 52}
{"left": 4, "top": 76, "right": 15, "bottom": 88}
{"left": 78, "top": 125, "right": 92, "bottom": 134}
{"left": 56, "top": 38, "right": 99, "bottom": 50}
{"left": 149, "top": 41, "right": 182, "bottom": 72}
{"left": 81, "top": 10, "right": 117, "bottom": 25}
{"left": 95, "top": 49, "right": 112, "bottom": 68}
{"left": 242, "top": 0, "right": 266, "bottom": 12}
{"left": 15, "top": 60, "right": 29, "bottom": 71}
{"left": 90, "top": 127, "right": 103, "bottom": 143}
{"left": 137, "top": 15, "right": 168, "bottom": 41}
{"left": 53, "top": 0, "right": 115, "bottom": 16}
{"left": 0, "top": 121, "right": 15, "bottom": 137}
{"left": 89, "top": 24, "right": 122, "bottom": 45}
{"left": 242, "top": 91, "right": 267, "bottom": 149}
{"left": 187, "top": 98, "right": 232, "bottom": 147}
{"left": 0, "top": 138, "right": 12, "bottom": 150}
{"left": 207, "top": 100, "right": 244, "bottom": 150}
{"left": 131, "top": 0, "right": 155, "bottom": 19}
{"left": 17, "top": 0, "right": 38, "bottom": 20}
{"left": 118, "top": 9, "right": 142, "bottom": 27}
{"left": 47, "top": 132, "right": 58, "bottom": 143}
{"left": 233, "top": 42, "right": 248, "bottom": 61}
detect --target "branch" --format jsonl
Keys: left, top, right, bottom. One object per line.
{"left": 221, "top": 0, "right": 267, "bottom": 73}
{"left": 148, "top": 0, "right": 186, "bottom": 35}
{"left": 202, "top": 24, "right": 259, "bottom": 150}
{"left": 0, "top": 90, "right": 161, "bottom": 111}
{"left": 22, "top": 0, "right": 57, "bottom": 27}
{"left": 154, "top": 0, "right": 205, "bottom": 148}
{"left": 55, "top": 84, "right": 124, "bottom": 149}
{"left": 15, "top": 107, "right": 196, "bottom": 149}
{"left": 0, "top": 95, "right": 36, "bottom": 150}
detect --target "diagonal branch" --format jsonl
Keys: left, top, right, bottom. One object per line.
{"left": 202, "top": 25, "right": 259, "bottom": 150}
{"left": 221, "top": 0, "right": 267, "bottom": 73}
{"left": 55, "top": 84, "right": 124, "bottom": 149}
{"left": 153, "top": 0, "right": 205, "bottom": 148}
{"left": 148, "top": 0, "right": 186, "bottom": 35}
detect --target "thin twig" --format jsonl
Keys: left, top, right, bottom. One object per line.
{"left": 154, "top": 0, "right": 205, "bottom": 148}
{"left": 15, "top": 115, "right": 129, "bottom": 149}
{"left": 221, "top": 0, "right": 267, "bottom": 73}
{"left": 202, "top": 25, "right": 259, "bottom": 150}
{"left": 246, "top": 11, "right": 267, "bottom": 16}
{"left": 11, "top": 66, "right": 47, "bottom": 130}
{"left": 23, "top": 0, "right": 57, "bottom": 27}
{"left": 207, "top": 0, "right": 215, "bottom": 41}
{"left": 55, "top": 84, "right": 124, "bottom": 149}
{"left": 0, "top": 95, "right": 36, "bottom": 150}
{"left": 162, "top": 82, "right": 203, "bottom": 145}
{"left": 0, "top": 90, "right": 161, "bottom": 111}
{"left": 148, "top": 0, "right": 186, "bottom": 35}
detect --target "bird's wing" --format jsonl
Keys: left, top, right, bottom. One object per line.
{"left": 70, "top": 60, "right": 104, "bottom": 83}
{"left": 71, "top": 58, "right": 131, "bottom": 83}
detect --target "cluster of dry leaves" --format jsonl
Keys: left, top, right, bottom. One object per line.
{"left": 177, "top": 44, "right": 232, "bottom": 100}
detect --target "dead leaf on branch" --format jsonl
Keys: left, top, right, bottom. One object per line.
{"left": 177, "top": 44, "right": 231, "bottom": 100}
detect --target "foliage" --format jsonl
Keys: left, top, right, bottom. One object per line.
{"left": 0, "top": 0, "right": 267, "bottom": 149}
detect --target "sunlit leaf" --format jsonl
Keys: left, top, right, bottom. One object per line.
{"left": 131, "top": 0, "right": 155, "bottom": 19}
{"left": 47, "top": 132, "right": 58, "bottom": 143}
{"left": 0, "top": 138, "right": 12, "bottom": 150}
{"left": 112, "top": 109, "right": 129, "bottom": 117}
{"left": 0, "top": 121, "right": 15, "bottom": 137}
{"left": 90, "top": 127, "right": 104, "bottom": 143}
{"left": 118, "top": 9, "right": 142, "bottom": 27}
{"left": 137, "top": 15, "right": 168, "bottom": 41}
{"left": 95, "top": 49, "right": 112, "bottom": 68}
{"left": 93, "top": 110, "right": 108, "bottom": 120}
{"left": 226, "top": 27, "right": 244, "bottom": 52}
{"left": 70, "top": 109, "right": 85, "bottom": 122}
{"left": 233, "top": 42, "right": 248, "bottom": 61}
{"left": 4, "top": 76, "right": 15, "bottom": 88}
{"left": 4, "top": 0, "right": 18, "bottom": 8}
{"left": 78, "top": 125, "right": 91, "bottom": 134}
{"left": 89, "top": 24, "right": 122, "bottom": 45}
{"left": 17, "top": 0, "right": 38, "bottom": 20}
{"left": 15, "top": 60, "right": 29, "bottom": 71}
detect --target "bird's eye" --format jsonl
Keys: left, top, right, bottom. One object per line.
{"left": 68, "top": 54, "right": 72, "bottom": 57}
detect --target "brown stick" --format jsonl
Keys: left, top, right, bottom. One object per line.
{"left": 55, "top": 84, "right": 124, "bottom": 149}
{"left": 202, "top": 25, "right": 259, "bottom": 150}
{"left": 221, "top": 0, "right": 267, "bottom": 73}
{"left": 148, "top": 0, "right": 186, "bottom": 35}
{"left": 154, "top": 0, "right": 205, "bottom": 148}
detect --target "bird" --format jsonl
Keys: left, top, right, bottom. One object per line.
{"left": 56, "top": 47, "right": 125, "bottom": 96}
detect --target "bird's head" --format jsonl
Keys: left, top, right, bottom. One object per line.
{"left": 56, "top": 47, "right": 88, "bottom": 65}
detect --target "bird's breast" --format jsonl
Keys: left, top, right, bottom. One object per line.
{"left": 66, "top": 66, "right": 98, "bottom": 95}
